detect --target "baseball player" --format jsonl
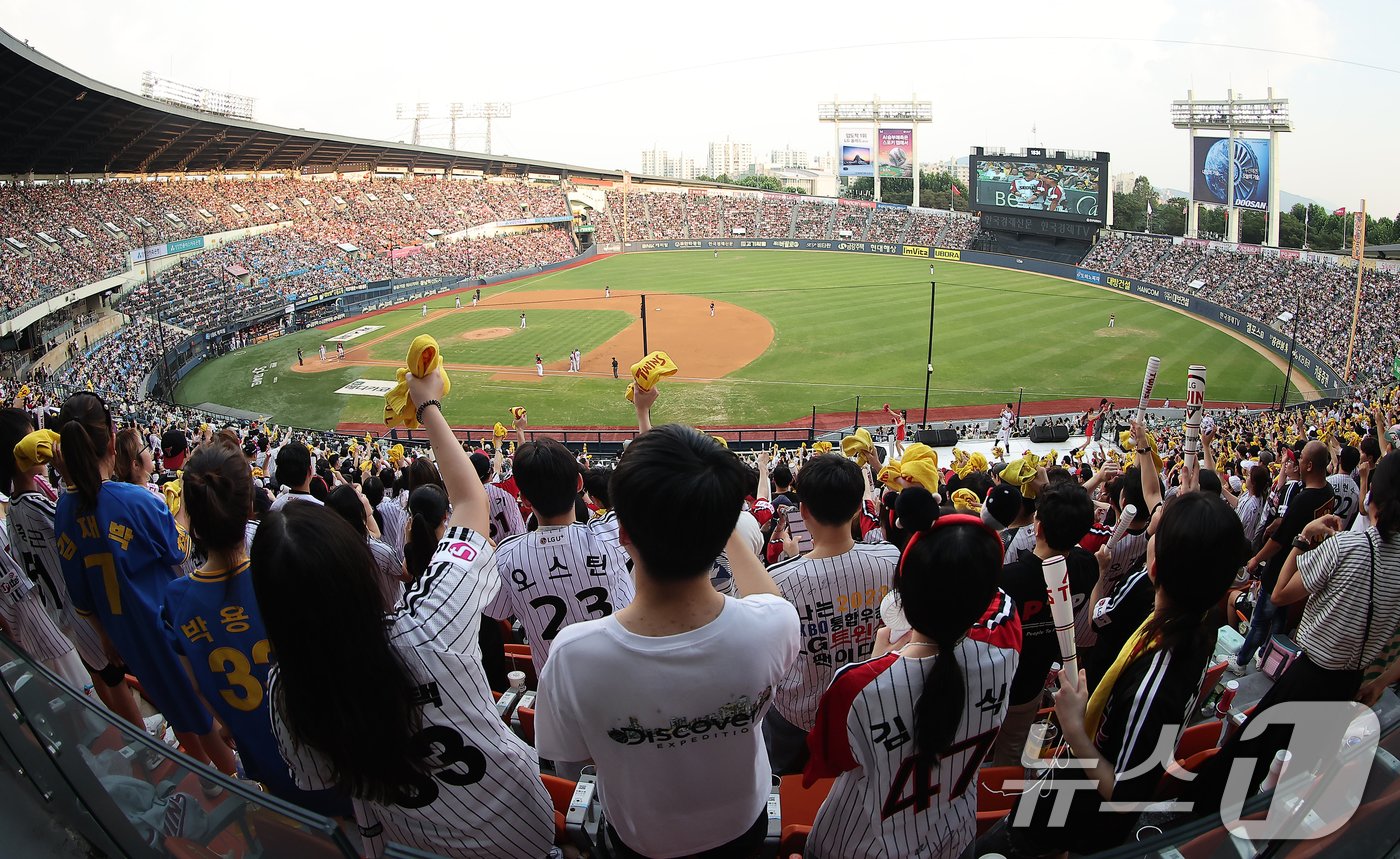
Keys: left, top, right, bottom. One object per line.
{"left": 535, "top": 354, "right": 543, "bottom": 377}
{"left": 421, "top": 302, "right": 428, "bottom": 317}
{"left": 265, "top": 391, "right": 555, "bottom": 858}
{"left": 604, "top": 285, "right": 610, "bottom": 298}
{"left": 1007, "top": 165, "right": 1042, "bottom": 208}
{"left": 710, "top": 302, "right": 716, "bottom": 317}
{"left": 484, "top": 438, "right": 633, "bottom": 674}
{"left": 336, "top": 342, "right": 345, "bottom": 361}
{"left": 319, "top": 344, "right": 326, "bottom": 362}
{"left": 997, "top": 403, "right": 1015, "bottom": 449}
{"left": 804, "top": 516, "right": 1021, "bottom": 859}
{"left": 520, "top": 312, "right": 527, "bottom": 329}
{"left": 765, "top": 455, "right": 900, "bottom": 774}
{"left": 455, "top": 295, "right": 462, "bottom": 309}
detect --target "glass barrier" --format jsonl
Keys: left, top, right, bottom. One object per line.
{"left": 0, "top": 635, "right": 357, "bottom": 859}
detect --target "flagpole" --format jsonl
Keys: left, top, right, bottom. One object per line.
{"left": 1343, "top": 199, "right": 1367, "bottom": 382}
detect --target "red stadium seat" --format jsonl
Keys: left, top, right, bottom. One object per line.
{"left": 517, "top": 706, "right": 536, "bottom": 745}
{"left": 1157, "top": 747, "right": 1221, "bottom": 799}
{"left": 1191, "top": 661, "right": 1230, "bottom": 715}
{"left": 1175, "top": 720, "right": 1224, "bottom": 764}
{"left": 541, "top": 774, "right": 576, "bottom": 843}
{"left": 976, "top": 766, "right": 1025, "bottom": 836}
{"left": 779, "top": 775, "right": 833, "bottom": 828}
{"left": 778, "top": 824, "right": 810, "bottom": 857}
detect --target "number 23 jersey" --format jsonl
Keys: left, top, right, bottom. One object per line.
{"left": 803, "top": 591, "right": 1022, "bottom": 859}
{"left": 271, "top": 526, "right": 553, "bottom": 859}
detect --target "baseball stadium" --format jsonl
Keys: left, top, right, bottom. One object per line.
{"left": 2, "top": 11, "right": 1400, "bottom": 859}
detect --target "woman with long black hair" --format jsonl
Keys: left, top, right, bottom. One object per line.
{"left": 252, "top": 369, "right": 552, "bottom": 858}
{"left": 803, "top": 514, "right": 1023, "bottom": 859}
{"left": 51, "top": 392, "right": 236, "bottom": 773}
{"left": 162, "top": 435, "right": 346, "bottom": 815}
{"left": 986, "top": 490, "right": 1247, "bottom": 857}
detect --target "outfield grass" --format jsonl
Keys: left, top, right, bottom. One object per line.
{"left": 176, "top": 251, "right": 1295, "bottom": 428}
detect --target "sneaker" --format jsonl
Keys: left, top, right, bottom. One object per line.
{"left": 1227, "top": 661, "right": 1247, "bottom": 676}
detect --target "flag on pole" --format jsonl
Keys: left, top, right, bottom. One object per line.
{"left": 1147, "top": 200, "right": 1154, "bottom": 215}
{"left": 951, "top": 185, "right": 961, "bottom": 197}
{"left": 1333, "top": 207, "right": 1347, "bottom": 217}
{"left": 1305, "top": 208, "right": 1310, "bottom": 225}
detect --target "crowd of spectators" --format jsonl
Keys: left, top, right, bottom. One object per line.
{"left": 833, "top": 204, "right": 872, "bottom": 240}
{"left": 684, "top": 193, "right": 725, "bottom": 238}
{"left": 794, "top": 199, "right": 835, "bottom": 239}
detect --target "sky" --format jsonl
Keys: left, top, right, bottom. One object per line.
{"left": 2, "top": 0, "right": 1396, "bottom": 214}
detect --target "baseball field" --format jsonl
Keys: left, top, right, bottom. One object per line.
{"left": 174, "top": 250, "right": 1300, "bottom": 430}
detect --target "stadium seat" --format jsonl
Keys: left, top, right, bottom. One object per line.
{"left": 541, "top": 774, "right": 576, "bottom": 842}
{"left": 977, "top": 766, "right": 1025, "bottom": 836}
{"left": 1174, "top": 720, "right": 1224, "bottom": 764}
{"left": 163, "top": 838, "right": 222, "bottom": 859}
{"left": 504, "top": 644, "right": 537, "bottom": 688}
{"left": 779, "top": 775, "right": 834, "bottom": 828}
{"left": 517, "top": 706, "right": 536, "bottom": 745}
{"left": 1157, "top": 747, "right": 1222, "bottom": 799}
{"left": 1191, "top": 661, "right": 1230, "bottom": 715}
{"left": 778, "top": 824, "right": 811, "bottom": 857}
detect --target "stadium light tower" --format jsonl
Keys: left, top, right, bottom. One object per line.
{"left": 1171, "top": 88, "right": 1291, "bottom": 246}
{"left": 394, "top": 102, "right": 512, "bottom": 153}
{"left": 462, "top": 103, "right": 512, "bottom": 154}
{"left": 395, "top": 102, "right": 431, "bottom": 146}
{"left": 818, "top": 96, "right": 933, "bottom": 207}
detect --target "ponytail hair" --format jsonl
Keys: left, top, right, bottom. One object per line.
{"left": 894, "top": 515, "right": 1002, "bottom": 764}
{"left": 1145, "top": 491, "right": 1246, "bottom": 653}
{"left": 182, "top": 436, "right": 254, "bottom": 554}
{"left": 1367, "top": 452, "right": 1399, "bottom": 540}
{"left": 55, "top": 393, "right": 113, "bottom": 509}
{"left": 405, "top": 484, "right": 449, "bottom": 580}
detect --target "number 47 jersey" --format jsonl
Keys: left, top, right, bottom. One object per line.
{"left": 803, "top": 591, "right": 1022, "bottom": 859}
{"left": 486, "top": 515, "right": 635, "bottom": 675}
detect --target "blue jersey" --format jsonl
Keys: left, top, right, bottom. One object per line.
{"left": 55, "top": 481, "right": 210, "bottom": 733}
{"left": 162, "top": 560, "right": 346, "bottom": 814}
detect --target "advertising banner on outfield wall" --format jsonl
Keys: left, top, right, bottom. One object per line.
{"left": 612, "top": 237, "right": 1339, "bottom": 394}
{"left": 877, "top": 128, "right": 914, "bottom": 179}
{"left": 129, "top": 235, "right": 206, "bottom": 264}
{"left": 840, "top": 128, "right": 874, "bottom": 176}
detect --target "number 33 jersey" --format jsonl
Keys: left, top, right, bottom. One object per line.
{"left": 271, "top": 526, "right": 553, "bottom": 859}
{"left": 485, "top": 517, "right": 635, "bottom": 675}
{"left": 803, "top": 591, "right": 1022, "bottom": 859}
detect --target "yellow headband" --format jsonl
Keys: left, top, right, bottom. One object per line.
{"left": 953, "top": 451, "right": 988, "bottom": 481}
{"left": 878, "top": 443, "right": 940, "bottom": 493}
{"left": 998, "top": 458, "right": 1039, "bottom": 499}
{"left": 812, "top": 440, "right": 833, "bottom": 455}
{"left": 951, "top": 488, "right": 983, "bottom": 513}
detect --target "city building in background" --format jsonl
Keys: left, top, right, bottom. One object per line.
{"left": 706, "top": 139, "right": 754, "bottom": 178}
{"left": 639, "top": 147, "right": 696, "bottom": 180}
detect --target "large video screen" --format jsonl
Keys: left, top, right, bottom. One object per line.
{"left": 1192, "top": 137, "right": 1270, "bottom": 212}
{"left": 970, "top": 149, "right": 1108, "bottom": 224}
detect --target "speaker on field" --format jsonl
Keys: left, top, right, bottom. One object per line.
{"left": 1030, "top": 425, "right": 1070, "bottom": 443}
{"left": 916, "top": 429, "right": 959, "bottom": 447}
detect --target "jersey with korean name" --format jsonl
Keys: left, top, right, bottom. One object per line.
{"left": 804, "top": 591, "right": 1022, "bottom": 859}
{"left": 7, "top": 490, "right": 109, "bottom": 668}
{"left": 271, "top": 526, "right": 554, "bottom": 859}
{"left": 1326, "top": 473, "right": 1362, "bottom": 531}
{"left": 0, "top": 520, "right": 73, "bottom": 662}
{"left": 484, "top": 519, "right": 634, "bottom": 674}
{"left": 769, "top": 542, "right": 901, "bottom": 731}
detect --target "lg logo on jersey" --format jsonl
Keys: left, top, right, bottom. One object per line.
{"left": 448, "top": 542, "right": 478, "bottom": 563}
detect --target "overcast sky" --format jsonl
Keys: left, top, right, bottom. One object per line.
{"left": 3, "top": 0, "right": 1395, "bottom": 213}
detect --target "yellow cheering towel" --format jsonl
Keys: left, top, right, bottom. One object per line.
{"left": 954, "top": 451, "right": 989, "bottom": 481}
{"left": 1085, "top": 615, "right": 1156, "bottom": 738}
{"left": 625, "top": 351, "right": 679, "bottom": 403}
{"left": 384, "top": 335, "right": 451, "bottom": 429}
{"left": 163, "top": 477, "right": 183, "bottom": 517}
{"left": 510, "top": 406, "right": 527, "bottom": 421}
{"left": 712, "top": 435, "right": 729, "bottom": 448}
{"left": 360, "top": 460, "right": 373, "bottom": 474}
{"left": 878, "top": 444, "right": 940, "bottom": 493}
{"left": 998, "top": 457, "right": 1038, "bottom": 497}
{"left": 15, "top": 384, "right": 30, "bottom": 401}
{"left": 992, "top": 446, "right": 1004, "bottom": 459}
{"left": 812, "top": 441, "right": 833, "bottom": 455}
{"left": 1118, "top": 430, "right": 1163, "bottom": 471}
{"left": 14, "top": 429, "right": 60, "bottom": 472}
{"left": 387, "top": 444, "right": 405, "bottom": 465}
{"left": 841, "top": 428, "right": 874, "bottom": 459}
{"left": 364, "top": 432, "right": 373, "bottom": 448}
{"left": 251, "top": 466, "right": 265, "bottom": 479}
{"left": 951, "top": 488, "right": 983, "bottom": 513}
{"left": 493, "top": 422, "right": 509, "bottom": 439}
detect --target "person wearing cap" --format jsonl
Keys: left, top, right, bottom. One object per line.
{"left": 158, "top": 427, "right": 189, "bottom": 483}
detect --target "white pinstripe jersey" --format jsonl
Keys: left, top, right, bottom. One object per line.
{"left": 485, "top": 518, "right": 634, "bottom": 674}
{"left": 6, "top": 491, "right": 109, "bottom": 669}
{"left": 769, "top": 542, "right": 901, "bottom": 730}
{"left": 485, "top": 482, "right": 526, "bottom": 544}
{"left": 805, "top": 591, "right": 1022, "bottom": 859}
{"left": 270, "top": 526, "right": 553, "bottom": 859}
{"left": 0, "top": 520, "right": 75, "bottom": 662}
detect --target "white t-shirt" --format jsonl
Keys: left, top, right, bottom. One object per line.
{"left": 534, "top": 593, "right": 800, "bottom": 858}
{"left": 484, "top": 520, "right": 635, "bottom": 674}
{"left": 267, "top": 490, "right": 323, "bottom": 512}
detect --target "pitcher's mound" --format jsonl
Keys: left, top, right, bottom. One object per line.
{"left": 461, "top": 327, "right": 513, "bottom": 341}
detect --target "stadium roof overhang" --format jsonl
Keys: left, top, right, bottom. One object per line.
{"left": 0, "top": 26, "right": 715, "bottom": 187}
{"left": 1364, "top": 243, "right": 1400, "bottom": 260}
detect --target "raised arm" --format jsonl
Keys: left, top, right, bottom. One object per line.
{"left": 633, "top": 383, "right": 658, "bottom": 435}
{"left": 407, "top": 373, "right": 488, "bottom": 535}
{"left": 724, "top": 526, "right": 782, "bottom": 598}
{"left": 755, "top": 449, "right": 771, "bottom": 501}
{"left": 1130, "top": 419, "right": 1163, "bottom": 511}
